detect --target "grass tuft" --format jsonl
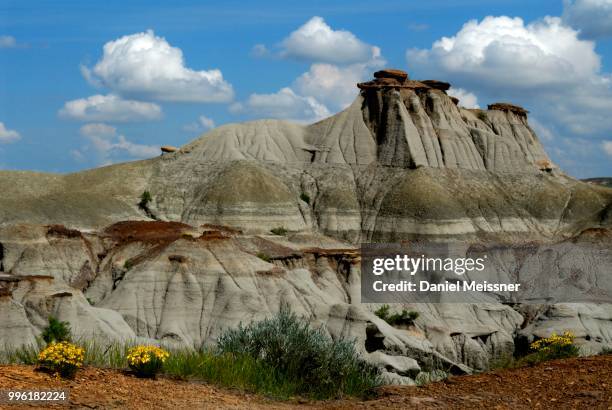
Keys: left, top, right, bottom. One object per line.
{"left": 270, "top": 227, "right": 288, "bottom": 236}
{"left": 256, "top": 252, "right": 271, "bottom": 262}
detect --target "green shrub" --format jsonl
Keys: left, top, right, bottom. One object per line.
{"left": 138, "top": 191, "right": 152, "bottom": 210}
{"left": 217, "top": 307, "right": 381, "bottom": 399}
{"left": 41, "top": 317, "right": 71, "bottom": 344}
{"left": 256, "top": 252, "right": 271, "bottom": 262}
{"left": 388, "top": 310, "right": 419, "bottom": 326}
{"left": 600, "top": 346, "right": 612, "bottom": 355}
{"left": 375, "top": 305, "right": 419, "bottom": 326}
{"left": 300, "top": 193, "right": 310, "bottom": 204}
{"left": 270, "top": 227, "right": 288, "bottom": 236}
{"left": 477, "top": 111, "right": 488, "bottom": 121}
{"left": 374, "top": 304, "right": 390, "bottom": 321}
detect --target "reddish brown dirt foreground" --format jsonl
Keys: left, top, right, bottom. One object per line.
{"left": 0, "top": 355, "right": 610, "bottom": 409}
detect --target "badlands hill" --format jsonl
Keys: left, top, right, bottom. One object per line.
{"left": 1, "top": 69, "right": 611, "bottom": 383}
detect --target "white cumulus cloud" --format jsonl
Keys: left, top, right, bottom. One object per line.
{"left": 76, "top": 122, "right": 158, "bottom": 164}
{"left": 59, "top": 94, "right": 162, "bottom": 122}
{"left": 0, "top": 35, "right": 16, "bottom": 48}
{"left": 563, "top": 0, "right": 612, "bottom": 39}
{"left": 407, "top": 16, "right": 600, "bottom": 92}
{"left": 280, "top": 16, "right": 380, "bottom": 64}
{"left": 234, "top": 16, "right": 385, "bottom": 122}
{"left": 250, "top": 44, "right": 270, "bottom": 58}
{"left": 447, "top": 87, "right": 479, "bottom": 108}
{"left": 183, "top": 115, "right": 216, "bottom": 133}
{"left": 603, "top": 140, "right": 612, "bottom": 157}
{"left": 0, "top": 122, "right": 21, "bottom": 143}
{"left": 232, "top": 87, "right": 331, "bottom": 123}
{"left": 79, "top": 123, "right": 117, "bottom": 138}
{"left": 294, "top": 60, "right": 384, "bottom": 111}
{"left": 529, "top": 118, "right": 556, "bottom": 142}
{"left": 82, "top": 30, "right": 234, "bottom": 103}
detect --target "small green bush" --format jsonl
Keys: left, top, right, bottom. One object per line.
{"left": 270, "top": 227, "right": 288, "bottom": 236}
{"left": 477, "top": 111, "right": 488, "bottom": 121}
{"left": 256, "top": 252, "right": 271, "bottom": 262}
{"left": 138, "top": 191, "right": 152, "bottom": 210}
{"left": 41, "top": 317, "right": 71, "bottom": 344}
{"left": 300, "top": 193, "right": 310, "bottom": 204}
{"left": 217, "top": 307, "right": 381, "bottom": 399}
{"left": 375, "top": 305, "right": 419, "bottom": 326}
{"left": 374, "top": 304, "right": 390, "bottom": 321}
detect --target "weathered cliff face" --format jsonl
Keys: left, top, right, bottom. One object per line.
{"left": 0, "top": 69, "right": 610, "bottom": 382}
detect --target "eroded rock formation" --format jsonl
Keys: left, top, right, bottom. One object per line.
{"left": 0, "top": 69, "right": 610, "bottom": 382}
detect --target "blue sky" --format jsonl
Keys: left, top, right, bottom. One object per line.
{"left": 0, "top": 0, "right": 611, "bottom": 177}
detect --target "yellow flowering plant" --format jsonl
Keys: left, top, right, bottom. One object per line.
{"left": 529, "top": 331, "right": 579, "bottom": 360}
{"left": 37, "top": 341, "right": 85, "bottom": 379}
{"left": 126, "top": 345, "right": 170, "bottom": 378}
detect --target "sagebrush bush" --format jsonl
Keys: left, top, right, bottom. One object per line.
{"left": 270, "top": 227, "right": 288, "bottom": 236}
{"left": 37, "top": 341, "right": 84, "bottom": 379}
{"left": 217, "top": 307, "right": 381, "bottom": 399}
{"left": 126, "top": 345, "right": 169, "bottom": 378}
{"left": 374, "top": 305, "right": 419, "bottom": 326}
{"left": 41, "top": 317, "right": 71, "bottom": 344}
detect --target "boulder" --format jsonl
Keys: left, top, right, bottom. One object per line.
{"left": 487, "top": 102, "right": 529, "bottom": 117}
{"left": 373, "top": 69, "right": 409, "bottom": 82}
{"left": 357, "top": 78, "right": 429, "bottom": 90}
{"left": 161, "top": 146, "right": 178, "bottom": 154}
{"left": 421, "top": 80, "right": 451, "bottom": 91}
{"left": 367, "top": 351, "right": 421, "bottom": 377}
